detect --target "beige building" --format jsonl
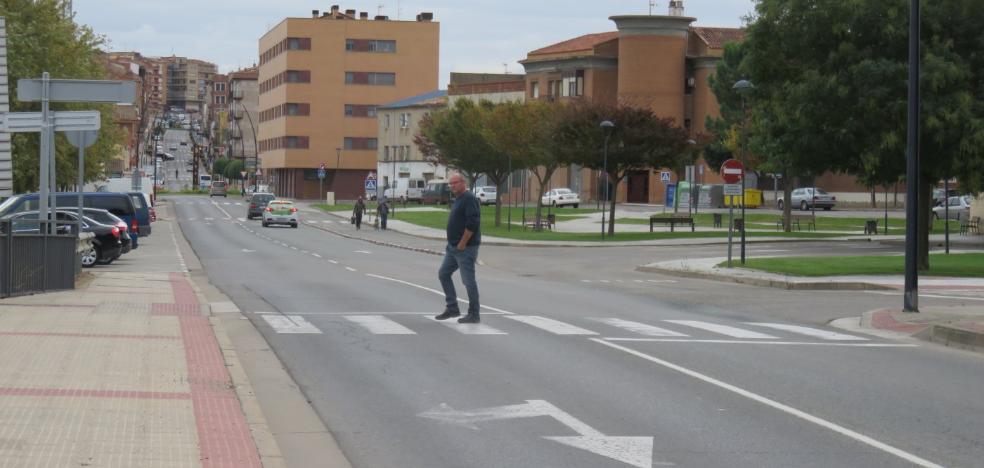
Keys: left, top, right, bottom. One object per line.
{"left": 228, "top": 68, "right": 260, "bottom": 171}
{"left": 520, "top": 6, "right": 743, "bottom": 205}
{"left": 163, "top": 56, "right": 218, "bottom": 112}
{"left": 258, "top": 6, "right": 439, "bottom": 199}
{"left": 376, "top": 90, "right": 448, "bottom": 197}
{"left": 447, "top": 73, "right": 525, "bottom": 107}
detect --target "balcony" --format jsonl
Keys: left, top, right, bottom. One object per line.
{"left": 232, "top": 89, "right": 244, "bottom": 100}
{"left": 230, "top": 126, "right": 243, "bottom": 139}
{"left": 230, "top": 108, "right": 243, "bottom": 120}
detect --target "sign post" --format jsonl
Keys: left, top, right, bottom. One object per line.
{"left": 65, "top": 130, "right": 99, "bottom": 228}
{"left": 317, "top": 162, "right": 326, "bottom": 200}
{"left": 365, "top": 172, "right": 377, "bottom": 200}
{"left": 721, "top": 159, "right": 744, "bottom": 268}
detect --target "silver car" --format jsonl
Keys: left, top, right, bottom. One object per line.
{"left": 932, "top": 196, "right": 971, "bottom": 220}
{"left": 779, "top": 187, "right": 836, "bottom": 211}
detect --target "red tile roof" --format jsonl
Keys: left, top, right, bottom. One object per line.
{"left": 528, "top": 31, "right": 618, "bottom": 56}
{"left": 691, "top": 27, "right": 745, "bottom": 49}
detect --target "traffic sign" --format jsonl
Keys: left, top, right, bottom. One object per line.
{"left": 240, "top": 171, "right": 247, "bottom": 178}
{"left": 317, "top": 167, "right": 326, "bottom": 180}
{"left": 18, "top": 78, "right": 136, "bottom": 104}
{"left": 660, "top": 171, "right": 671, "bottom": 182}
{"left": 721, "top": 159, "right": 744, "bottom": 184}
{"left": 365, "top": 179, "right": 377, "bottom": 191}
{"left": 367, "top": 172, "right": 376, "bottom": 180}
{"left": 0, "top": 111, "right": 101, "bottom": 133}
{"left": 255, "top": 169, "right": 262, "bottom": 176}
{"left": 723, "top": 184, "right": 742, "bottom": 196}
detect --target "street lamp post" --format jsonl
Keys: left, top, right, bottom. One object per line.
{"left": 600, "top": 120, "right": 615, "bottom": 240}
{"left": 335, "top": 147, "right": 342, "bottom": 193}
{"left": 733, "top": 79, "right": 754, "bottom": 265}
{"left": 240, "top": 102, "right": 259, "bottom": 192}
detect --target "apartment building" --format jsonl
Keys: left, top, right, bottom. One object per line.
{"left": 228, "top": 68, "right": 260, "bottom": 170}
{"left": 519, "top": 3, "right": 743, "bottom": 204}
{"left": 163, "top": 56, "right": 218, "bottom": 112}
{"left": 447, "top": 72, "right": 525, "bottom": 107}
{"left": 258, "top": 5, "right": 439, "bottom": 199}
{"left": 377, "top": 89, "right": 448, "bottom": 194}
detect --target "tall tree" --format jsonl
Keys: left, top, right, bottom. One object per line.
{"left": 559, "top": 101, "right": 692, "bottom": 236}
{"left": 3, "top": 0, "right": 124, "bottom": 193}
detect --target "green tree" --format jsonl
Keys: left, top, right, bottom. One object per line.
{"left": 223, "top": 159, "right": 244, "bottom": 182}
{"left": 212, "top": 157, "right": 229, "bottom": 179}
{"left": 3, "top": 0, "right": 124, "bottom": 193}
{"left": 559, "top": 101, "right": 692, "bottom": 236}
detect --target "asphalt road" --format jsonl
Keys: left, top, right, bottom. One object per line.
{"left": 160, "top": 128, "right": 198, "bottom": 191}
{"left": 171, "top": 195, "right": 984, "bottom": 468}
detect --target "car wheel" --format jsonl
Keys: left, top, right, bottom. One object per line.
{"left": 823, "top": 206, "right": 832, "bottom": 211}
{"left": 262, "top": 221, "right": 268, "bottom": 227}
{"left": 800, "top": 200, "right": 809, "bottom": 211}
{"left": 777, "top": 200, "right": 784, "bottom": 210}
{"left": 573, "top": 203, "right": 579, "bottom": 208}
{"left": 552, "top": 201, "right": 557, "bottom": 207}
{"left": 80, "top": 247, "right": 98, "bottom": 268}
{"left": 291, "top": 223, "right": 298, "bottom": 229}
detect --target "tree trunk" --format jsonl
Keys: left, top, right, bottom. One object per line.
{"left": 607, "top": 174, "right": 621, "bottom": 237}
{"left": 494, "top": 190, "right": 502, "bottom": 227}
{"left": 782, "top": 170, "right": 793, "bottom": 232}
{"left": 917, "top": 178, "right": 932, "bottom": 271}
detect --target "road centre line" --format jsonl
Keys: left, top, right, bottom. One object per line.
{"left": 345, "top": 267, "right": 357, "bottom": 272}
{"left": 365, "top": 273, "right": 514, "bottom": 314}
{"left": 591, "top": 338, "right": 942, "bottom": 468}
{"left": 603, "top": 338, "right": 914, "bottom": 347}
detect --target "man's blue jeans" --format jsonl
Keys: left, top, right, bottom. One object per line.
{"left": 439, "top": 244, "right": 480, "bottom": 314}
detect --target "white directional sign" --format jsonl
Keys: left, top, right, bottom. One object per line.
{"left": 17, "top": 78, "right": 137, "bottom": 104}
{"left": 0, "top": 111, "right": 101, "bottom": 133}
{"left": 419, "top": 399, "right": 658, "bottom": 468}
{"left": 723, "top": 183, "right": 743, "bottom": 196}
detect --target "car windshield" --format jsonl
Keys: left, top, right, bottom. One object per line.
{"left": 813, "top": 188, "right": 829, "bottom": 195}
{"left": 556, "top": 189, "right": 573, "bottom": 194}
{"left": 481, "top": 186, "right": 496, "bottom": 193}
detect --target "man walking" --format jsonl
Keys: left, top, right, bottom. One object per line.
{"left": 435, "top": 173, "right": 481, "bottom": 323}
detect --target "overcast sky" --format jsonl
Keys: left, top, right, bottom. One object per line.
{"left": 74, "top": 0, "right": 755, "bottom": 87}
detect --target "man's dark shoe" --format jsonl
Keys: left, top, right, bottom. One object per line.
{"left": 457, "top": 314, "right": 480, "bottom": 324}
{"left": 435, "top": 309, "right": 461, "bottom": 320}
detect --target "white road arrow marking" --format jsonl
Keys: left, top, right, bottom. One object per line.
{"left": 241, "top": 249, "right": 255, "bottom": 253}
{"left": 418, "top": 400, "right": 661, "bottom": 468}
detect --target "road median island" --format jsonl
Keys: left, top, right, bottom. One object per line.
{"left": 720, "top": 253, "right": 984, "bottom": 278}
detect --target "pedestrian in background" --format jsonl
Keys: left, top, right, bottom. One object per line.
{"left": 378, "top": 198, "right": 389, "bottom": 230}
{"left": 353, "top": 196, "right": 365, "bottom": 230}
{"left": 435, "top": 173, "right": 481, "bottom": 323}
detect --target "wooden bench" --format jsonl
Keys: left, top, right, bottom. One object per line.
{"left": 649, "top": 215, "right": 695, "bottom": 233}
{"left": 523, "top": 213, "right": 556, "bottom": 231}
{"left": 776, "top": 214, "right": 816, "bottom": 231}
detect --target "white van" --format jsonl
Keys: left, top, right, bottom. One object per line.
{"left": 384, "top": 178, "right": 426, "bottom": 203}
{"left": 199, "top": 174, "right": 212, "bottom": 188}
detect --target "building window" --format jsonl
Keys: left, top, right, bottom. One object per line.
{"left": 286, "top": 70, "right": 311, "bottom": 83}
{"left": 345, "top": 72, "right": 396, "bottom": 86}
{"left": 344, "top": 137, "right": 378, "bottom": 150}
{"left": 344, "top": 104, "right": 379, "bottom": 118}
{"left": 285, "top": 136, "right": 309, "bottom": 149}
{"left": 561, "top": 71, "right": 584, "bottom": 98}
{"left": 214, "top": 82, "right": 226, "bottom": 92}
{"left": 531, "top": 81, "right": 539, "bottom": 99}
{"left": 399, "top": 112, "right": 411, "bottom": 129}
{"left": 346, "top": 39, "right": 397, "bottom": 53}
{"left": 384, "top": 114, "right": 391, "bottom": 129}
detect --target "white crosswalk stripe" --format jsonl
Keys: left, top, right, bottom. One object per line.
{"left": 746, "top": 323, "right": 867, "bottom": 341}
{"left": 429, "top": 317, "right": 507, "bottom": 334}
{"left": 664, "top": 320, "right": 779, "bottom": 339}
{"left": 504, "top": 315, "right": 598, "bottom": 335}
{"left": 593, "top": 318, "right": 688, "bottom": 337}
{"left": 345, "top": 315, "right": 416, "bottom": 334}
{"left": 262, "top": 315, "right": 322, "bottom": 334}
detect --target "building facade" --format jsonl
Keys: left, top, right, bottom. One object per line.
{"left": 257, "top": 5, "right": 439, "bottom": 199}
{"left": 228, "top": 68, "right": 260, "bottom": 174}
{"left": 447, "top": 73, "right": 526, "bottom": 107}
{"left": 519, "top": 5, "right": 744, "bottom": 204}
{"left": 163, "top": 56, "right": 218, "bottom": 112}
{"left": 376, "top": 89, "right": 448, "bottom": 194}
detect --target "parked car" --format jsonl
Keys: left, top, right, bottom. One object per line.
{"left": 541, "top": 188, "right": 581, "bottom": 208}
{"left": 78, "top": 208, "right": 132, "bottom": 254}
{"left": 127, "top": 191, "right": 153, "bottom": 236}
{"left": 1, "top": 210, "right": 122, "bottom": 267}
{"left": 210, "top": 180, "right": 228, "bottom": 197}
{"left": 474, "top": 186, "right": 498, "bottom": 205}
{"left": 932, "top": 195, "right": 972, "bottom": 220}
{"left": 779, "top": 187, "right": 836, "bottom": 211}
{"left": 384, "top": 178, "right": 427, "bottom": 203}
{"left": 421, "top": 180, "right": 451, "bottom": 205}
{"left": 933, "top": 188, "right": 960, "bottom": 207}
{"left": 262, "top": 200, "right": 299, "bottom": 228}
{"left": 0, "top": 192, "right": 140, "bottom": 248}
{"left": 247, "top": 193, "right": 276, "bottom": 219}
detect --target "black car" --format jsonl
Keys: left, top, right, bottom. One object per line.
{"left": 2, "top": 210, "right": 123, "bottom": 267}
{"left": 247, "top": 193, "right": 276, "bottom": 219}
{"left": 79, "top": 208, "right": 132, "bottom": 254}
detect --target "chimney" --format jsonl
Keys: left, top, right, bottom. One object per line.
{"left": 360, "top": 12, "right": 368, "bottom": 20}
{"left": 330, "top": 5, "right": 339, "bottom": 14}
{"left": 374, "top": 15, "right": 388, "bottom": 20}
{"left": 345, "top": 9, "right": 356, "bottom": 16}
{"left": 417, "top": 12, "right": 433, "bottom": 21}
{"left": 668, "top": 0, "right": 685, "bottom": 16}
{"left": 312, "top": 9, "right": 319, "bottom": 18}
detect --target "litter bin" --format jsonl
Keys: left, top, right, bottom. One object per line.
{"left": 713, "top": 213, "right": 723, "bottom": 228}
{"left": 864, "top": 220, "right": 878, "bottom": 235}
{"left": 325, "top": 192, "right": 336, "bottom": 205}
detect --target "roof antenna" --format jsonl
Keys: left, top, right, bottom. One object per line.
{"left": 649, "top": 0, "right": 656, "bottom": 15}
{"left": 502, "top": 63, "right": 509, "bottom": 74}
{"left": 377, "top": 3, "right": 385, "bottom": 16}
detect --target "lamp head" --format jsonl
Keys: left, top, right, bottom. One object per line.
{"left": 733, "top": 79, "right": 754, "bottom": 92}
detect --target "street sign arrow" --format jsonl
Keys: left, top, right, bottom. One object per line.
{"left": 418, "top": 400, "right": 659, "bottom": 467}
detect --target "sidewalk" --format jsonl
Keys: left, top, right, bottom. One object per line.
{"left": 0, "top": 201, "right": 348, "bottom": 467}
{"left": 638, "top": 256, "right": 984, "bottom": 354}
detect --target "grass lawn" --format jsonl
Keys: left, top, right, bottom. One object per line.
{"left": 727, "top": 253, "right": 984, "bottom": 277}
{"left": 312, "top": 204, "right": 842, "bottom": 241}
{"left": 616, "top": 212, "right": 960, "bottom": 234}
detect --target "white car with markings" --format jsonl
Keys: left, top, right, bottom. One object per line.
{"left": 262, "top": 200, "right": 299, "bottom": 228}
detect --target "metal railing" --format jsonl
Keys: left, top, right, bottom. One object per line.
{"left": 0, "top": 219, "right": 81, "bottom": 298}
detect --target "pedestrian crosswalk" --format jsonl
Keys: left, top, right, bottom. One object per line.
{"left": 257, "top": 312, "right": 877, "bottom": 344}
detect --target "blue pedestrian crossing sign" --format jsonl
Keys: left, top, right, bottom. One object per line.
{"left": 365, "top": 178, "right": 377, "bottom": 191}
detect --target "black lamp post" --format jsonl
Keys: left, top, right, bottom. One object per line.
{"left": 335, "top": 147, "right": 342, "bottom": 192}
{"left": 733, "top": 79, "right": 754, "bottom": 265}
{"left": 600, "top": 120, "right": 615, "bottom": 239}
